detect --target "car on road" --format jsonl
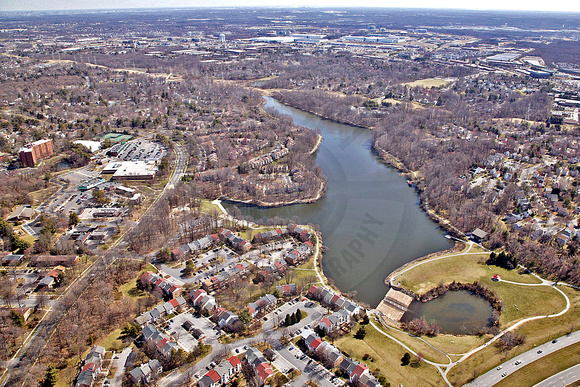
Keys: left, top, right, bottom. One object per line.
{"left": 515, "top": 359, "right": 522, "bottom": 365}
{"left": 537, "top": 350, "right": 543, "bottom": 354}
{"left": 501, "top": 372, "right": 507, "bottom": 378}
{"left": 496, "top": 366, "right": 502, "bottom": 370}
{"left": 552, "top": 339, "right": 558, "bottom": 343}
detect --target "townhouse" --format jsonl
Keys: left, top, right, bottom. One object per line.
{"left": 140, "top": 271, "right": 183, "bottom": 299}
{"left": 244, "top": 347, "right": 274, "bottom": 383}
{"left": 247, "top": 294, "right": 277, "bottom": 318}
{"left": 135, "top": 296, "right": 187, "bottom": 325}
{"left": 129, "top": 359, "right": 162, "bottom": 384}
{"left": 75, "top": 346, "right": 105, "bottom": 387}
{"left": 141, "top": 324, "right": 181, "bottom": 357}
{"left": 198, "top": 356, "right": 242, "bottom": 387}
{"left": 219, "top": 229, "right": 252, "bottom": 253}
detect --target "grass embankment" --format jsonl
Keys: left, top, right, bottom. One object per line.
{"left": 335, "top": 323, "right": 446, "bottom": 386}
{"left": 494, "top": 341, "right": 580, "bottom": 387}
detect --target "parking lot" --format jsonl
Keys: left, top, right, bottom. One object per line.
{"left": 160, "top": 247, "right": 241, "bottom": 284}
{"left": 115, "top": 139, "right": 166, "bottom": 163}
{"left": 165, "top": 312, "right": 219, "bottom": 352}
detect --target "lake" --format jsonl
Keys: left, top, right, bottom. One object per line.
{"left": 224, "top": 96, "right": 453, "bottom": 307}
{"left": 402, "top": 290, "right": 493, "bottom": 335}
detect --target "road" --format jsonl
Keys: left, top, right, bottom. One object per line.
{"left": 534, "top": 363, "right": 580, "bottom": 387}
{"left": 1, "top": 142, "right": 186, "bottom": 386}
{"left": 466, "top": 330, "right": 580, "bottom": 386}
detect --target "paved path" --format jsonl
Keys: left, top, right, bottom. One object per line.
{"left": 534, "top": 363, "right": 580, "bottom": 387}
{"left": 466, "top": 330, "right": 580, "bottom": 386}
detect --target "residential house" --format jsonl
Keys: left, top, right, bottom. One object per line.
{"left": 219, "top": 229, "right": 252, "bottom": 253}
{"left": 199, "top": 356, "right": 242, "bottom": 387}
{"left": 245, "top": 347, "right": 274, "bottom": 383}
{"left": 247, "top": 294, "right": 277, "bottom": 317}
{"left": 75, "top": 346, "right": 105, "bottom": 387}
{"left": 30, "top": 255, "right": 79, "bottom": 267}
{"left": 288, "top": 223, "right": 312, "bottom": 242}
{"left": 276, "top": 283, "right": 297, "bottom": 296}
{"left": 129, "top": 359, "right": 162, "bottom": 384}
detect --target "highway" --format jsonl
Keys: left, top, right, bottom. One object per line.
{"left": 534, "top": 363, "right": 580, "bottom": 387}
{"left": 466, "top": 330, "right": 580, "bottom": 387}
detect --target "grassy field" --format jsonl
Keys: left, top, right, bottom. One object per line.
{"left": 335, "top": 323, "right": 446, "bottom": 386}
{"left": 29, "top": 184, "right": 60, "bottom": 207}
{"left": 404, "top": 78, "right": 450, "bottom": 88}
{"left": 495, "top": 341, "right": 580, "bottom": 387}
{"left": 200, "top": 199, "right": 223, "bottom": 215}
{"left": 394, "top": 245, "right": 563, "bottom": 327}
{"left": 388, "top": 244, "right": 580, "bottom": 385}
{"left": 447, "top": 285, "right": 580, "bottom": 386}
{"left": 98, "top": 327, "right": 125, "bottom": 352}
{"left": 396, "top": 246, "right": 541, "bottom": 295}
{"left": 118, "top": 264, "right": 157, "bottom": 299}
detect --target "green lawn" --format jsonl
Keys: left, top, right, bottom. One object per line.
{"left": 335, "top": 323, "right": 446, "bottom": 386}
{"left": 495, "top": 341, "right": 580, "bottom": 387}
{"left": 388, "top": 245, "right": 580, "bottom": 386}
{"left": 200, "top": 199, "right": 223, "bottom": 215}
{"left": 447, "top": 286, "right": 580, "bottom": 386}
{"left": 98, "top": 327, "right": 125, "bottom": 352}
{"left": 397, "top": 246, "right": 541, "bottom": 296}
{"left": 118, "top": 264, "right": 157, "bottom": 299}
{"left": 395, "top": 245, "right": 563, "bottom": 327}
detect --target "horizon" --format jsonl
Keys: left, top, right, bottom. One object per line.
{"left": 2, "top": 2, "right": 580, "bottom": 14}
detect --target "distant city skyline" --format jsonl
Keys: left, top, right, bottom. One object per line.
{"left": 2, "top": 0, "right": 580, "bottom": 13}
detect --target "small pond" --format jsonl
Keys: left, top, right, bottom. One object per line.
{"left": 402, "top": 290, "right": 494, "bottom": 335}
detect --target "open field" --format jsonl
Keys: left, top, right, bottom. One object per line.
{"left": 336, "top": 323, "right": 446, "bottom": 386}
{"left": 29, "top": 184, "right": 60, "bottom": 207}
{"left": 403, "top": 78, "right": 451, "bottom": 88}
{"left": 394, "top": 245, "right": 562, "bottom": 327}
{"left": 98, "top": 327, "right": 124, "bottom": 352}
{"left": 396, "top": 246, "right": 542, "bottom": 295}
{"left": 495, "top": 341, "right": 580, "bottom": 387}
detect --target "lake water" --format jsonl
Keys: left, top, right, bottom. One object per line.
{"left": 224, "top": 97, "right": 453, "bottom": 307}
{"left": 402, "top": 291, "right": 494, "bottom": 335}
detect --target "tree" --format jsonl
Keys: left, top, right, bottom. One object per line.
{"left": 285, "top": 313, "right": 292, "bottom": 327}
{"left": 156, "top": 247, "right": 172, "bottom": 263}
{"left": 10, "top": 310, "right": 25, "bottom": 327}
{"left": 401, "top": 352, "right": 411, "bottom": 366}
{"left": 239, "top": 309, "right": 252, "bottom": 325}
{"left": 120, "top": 322, "right": 141, "bottom": 341}
{"left": 41, "top": 365, "right": 58, "bottom": 387}
{"left": 69, "top": 212, "right": 80, "bottom": 227}
{"left": 354, "top": 326, "right": 366, "bottom": 340}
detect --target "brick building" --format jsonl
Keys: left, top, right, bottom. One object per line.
{"left": 19, "top": 139, "right": 54, "bottom": 167}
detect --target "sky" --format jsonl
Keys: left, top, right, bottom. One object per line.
{"left": 1, "top": 0, "right": 580, "bottom": 12}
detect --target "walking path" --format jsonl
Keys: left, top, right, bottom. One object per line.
{"left": 370, "top": 240, "right": 573, "bottom": 387}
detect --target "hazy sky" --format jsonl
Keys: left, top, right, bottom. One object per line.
{"left": 1, "top": 0, "right": 580, "bottom": 12}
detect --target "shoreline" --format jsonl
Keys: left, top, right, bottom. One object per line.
{"left": 219, "top": 176, "right": 326, "bottom": 208}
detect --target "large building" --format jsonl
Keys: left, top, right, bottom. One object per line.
{"left": 19, "top": 139, "right": 54, "bottom": 167}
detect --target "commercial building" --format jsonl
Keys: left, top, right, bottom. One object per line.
{"left": 101, "top": 161, "right": 158, "bottom": 180}
{"left": 19, "top": 139, "right": 54, "bottom": 167}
